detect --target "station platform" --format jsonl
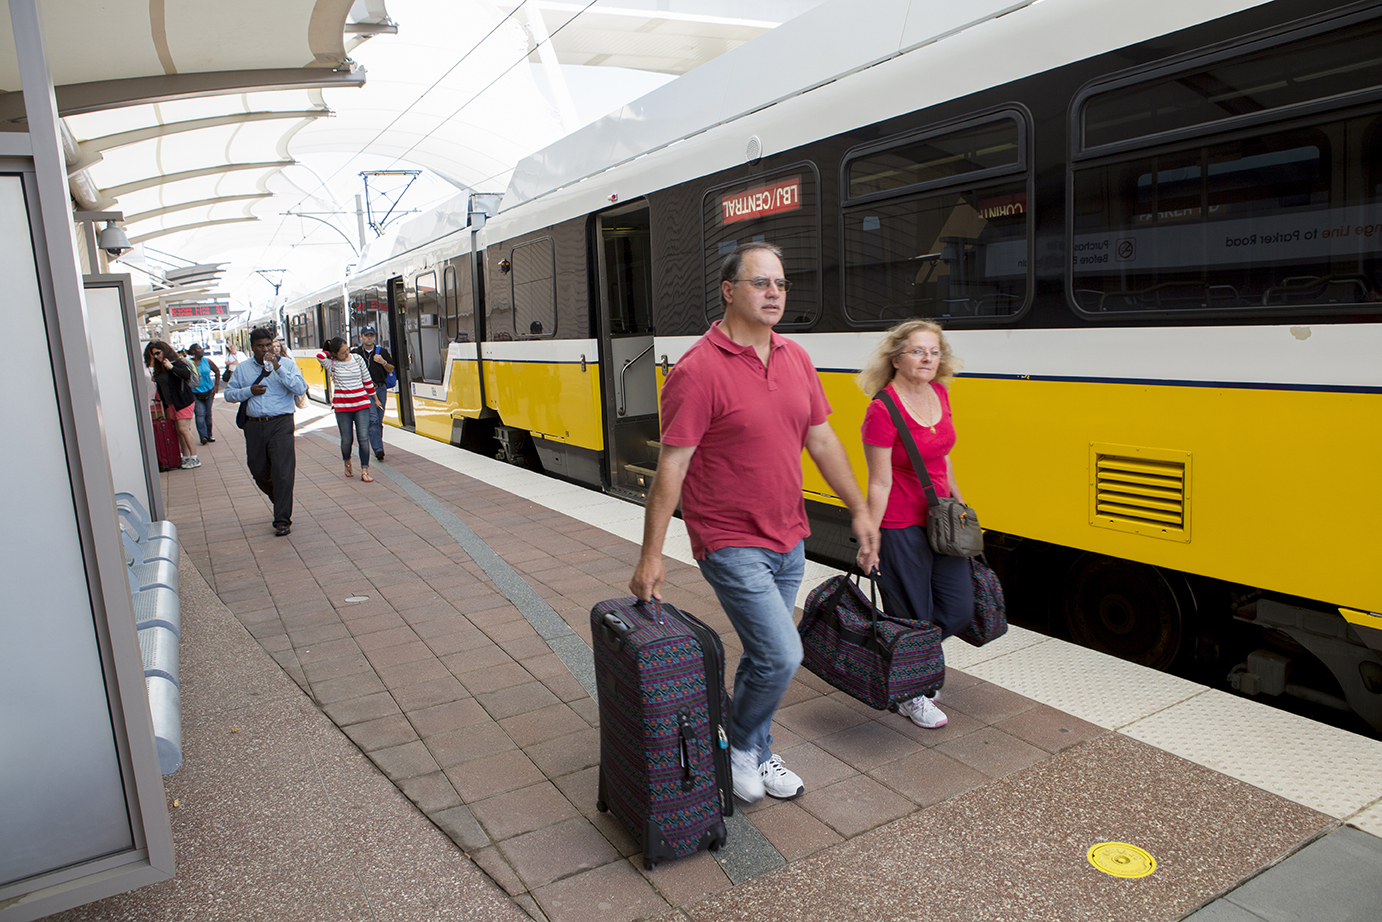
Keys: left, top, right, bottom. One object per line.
{"left": 54, "top": 399, "right": 1382, "bottom": 922}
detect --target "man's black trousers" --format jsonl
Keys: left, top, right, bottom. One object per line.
{"left": 244, "top": 414, "right": 296, "bottom": 529}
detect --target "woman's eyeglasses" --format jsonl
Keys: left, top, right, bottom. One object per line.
{"left": 900, "top": 348, "right": 942, "bottom": 358}
{"left": 732, "top": 277, "right": 792, "bottom": 292}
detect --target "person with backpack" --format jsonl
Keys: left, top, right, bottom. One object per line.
{"left": 187, "top": 343, "right": 220, "bottom": 445}
{"left": 351, "top": 325, "right": 394, "bottom": 461}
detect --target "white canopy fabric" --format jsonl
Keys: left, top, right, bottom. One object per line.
{"left": 0, "top": 0, "right": 823, "bottom": 316}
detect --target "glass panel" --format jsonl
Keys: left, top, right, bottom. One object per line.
{"left": 1084, "top": 19, "right": 1382, "bottom": 148}
{"left": 414, "top": 271, "right": 443, "bottom": 381}
{"left": 1071, "top": 118, "right": 1382, "bottom": 313}
{"left": 848, "top": 118, "right": 1020, "bottom": 199}
{"left": 1, "top": 173, "right": 135, "bottom": 885}
{"left": 703, "top": 171, "right": 819, "bottom": 326}
{"left": 512, "top": 239, "right": 556, "bottom": 336}
{"left": 602, "top": 206, "right": 653, "bottom": 336}
{"left": 843, "top": 180, "right": 1028, "bottom": 323}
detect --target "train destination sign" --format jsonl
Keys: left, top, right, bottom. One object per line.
{"left": 168, "top": 302, "right": 229, "bottom": 319}
{"left": 721, "top": 177, "right": 802, "bottom": 225}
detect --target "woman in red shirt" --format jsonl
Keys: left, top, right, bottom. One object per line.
{"left": 857, "top": 319, "right": 974, "bottom": 730}
{"left": 317, "top": 337, "right": 379, "bottom": 482}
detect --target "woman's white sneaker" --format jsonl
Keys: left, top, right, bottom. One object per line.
{"left": 758, "top": 754, "right": 804, "bottom": 800}
{"left": 898, "top": 694, "right": 947, "bottom": 729}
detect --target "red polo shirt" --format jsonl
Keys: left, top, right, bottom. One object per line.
{"left": 660, "top": 321, "right": 831, "bottom": 558}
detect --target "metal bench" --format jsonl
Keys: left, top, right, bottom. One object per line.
{"left": 122, "top": 530, "right": 178, "bottom": 593}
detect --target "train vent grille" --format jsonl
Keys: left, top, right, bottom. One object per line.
{"left": 1089, "top": 444, "right": 1191, "bottom": 543}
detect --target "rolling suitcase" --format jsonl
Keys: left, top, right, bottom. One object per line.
{"left": 592, "top": 597, "right": 731, "bottom": 869}
{"left": 152, "top": 418, "right": 182, "bottom": 471}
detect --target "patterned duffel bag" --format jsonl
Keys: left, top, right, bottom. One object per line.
{"left": 798, "top": 573, "right": 944, "bottom": 710}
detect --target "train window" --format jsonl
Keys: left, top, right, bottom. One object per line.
{"left": 843, "top": 181, "right": 1029, "bottom": 324}
{"left": 511, "top": 238, "right": 556, "bottom": 337}
{"left": 414, "top": 271, "right": 444, "bottom": 382}
{"left": 325, "top": 298, "right": 345, "bottom": 341}
{"left": 1081, "top": 16, "right": 1382, "bottom": 151}
{"left": 847, "top": 117, "right": 1023, "bottom": 200}
{"left": 702, "top": 164, "right": 820, "bottom": 327}
{"left": 1071, "top": 115, "right": 1382, "bottom": 315}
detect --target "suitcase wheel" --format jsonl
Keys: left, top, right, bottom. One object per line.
{"left": 644, "top": 857, "right": 657, "bottom": 871}
{"left": 595, "top": 798, "right": 607, "bottom": 813}
{"left": 709, "top": 824, "right": 727, "bottom": 852}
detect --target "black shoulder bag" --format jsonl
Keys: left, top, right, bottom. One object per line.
{"left": 874, "top": 389, "right": 984, "bottom": 558}
{"left": 235, "top": 366, "right": 273, "bottom": 430}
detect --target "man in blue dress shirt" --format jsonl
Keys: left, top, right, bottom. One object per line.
{"left": 224, "top": 327, "right": 308, "bottom": 536}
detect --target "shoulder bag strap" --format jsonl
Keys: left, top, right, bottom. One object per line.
{"left": 874, "top": 389, "right": 941, "bottom": 509}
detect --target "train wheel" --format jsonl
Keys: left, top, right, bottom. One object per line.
{"left": 1063, "top": 554, "right": 1184, "bottom": 671}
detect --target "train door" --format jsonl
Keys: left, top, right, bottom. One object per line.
{"left": 594, "top": 202, "right": 659, "bottom": 501}
{"left": 387, "top": 276, "right": 415, "bottom": 429}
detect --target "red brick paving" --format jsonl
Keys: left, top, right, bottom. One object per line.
{"left": 162, "top": 401, "right": 1107, "bottom": 922}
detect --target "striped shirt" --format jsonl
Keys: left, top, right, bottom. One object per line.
{"left": 317, "top": 352, "right": 373, "bottom": 412}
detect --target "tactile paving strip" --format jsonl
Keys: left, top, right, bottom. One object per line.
{"left": 1348, "top": 801, "right": 1382, "bottom": 836}
{"left": 941, "top": 623, "right": 1051, "bottom": 671}
{"left": 962, "top": 636, "right": 1204, "bottom": 729}
{"left": 1122, "top": 689, "right": 1382, "bottom": 820}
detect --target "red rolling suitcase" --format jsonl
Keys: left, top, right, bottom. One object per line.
{"left": 592, "top": 597, "right": 731, "bottom": 869}
{"left": 151, "top": 400, "right": 182, "bottom": 471}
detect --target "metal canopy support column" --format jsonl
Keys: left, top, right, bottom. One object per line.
{"left": 0, "top": 1, "right": 175, "bottom": 919}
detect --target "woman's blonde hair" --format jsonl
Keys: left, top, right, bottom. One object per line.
{"left": 856, "top": 319, "right": 962, "bottom": 395}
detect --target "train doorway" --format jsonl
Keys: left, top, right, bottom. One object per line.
{"left": 594, "top": 202, "right": 659, "bottom": 501}
{"left": 387, "top": 276, "right": 415, "bottom": 429}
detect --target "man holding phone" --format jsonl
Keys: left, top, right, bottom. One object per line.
{"left": 224, "top": 327, "right": 307, "bottom": 536}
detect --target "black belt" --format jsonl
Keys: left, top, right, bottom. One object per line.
{"left": 245, "top": 413, "right": 292, "bottom": 422}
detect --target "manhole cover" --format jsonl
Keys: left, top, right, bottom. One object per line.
{"left": 1087, "top": 842, "right": 1156, "bottom": 878}
{"left": 344, "top": 596, "right": 369, "bottom": 603}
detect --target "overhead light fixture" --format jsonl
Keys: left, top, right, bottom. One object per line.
{"left": 98, "top": 220, "right": 132, "bottom": 259}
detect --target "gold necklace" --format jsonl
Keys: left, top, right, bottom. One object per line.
{"left": 894, "top": 383, "right": 938, "bottom": 434}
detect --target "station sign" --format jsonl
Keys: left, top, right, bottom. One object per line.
{"left": 168, "top": 302, "right": 229, "bottom": 319}
{"left": 720, "top": 176, "right": 802, "bottom": 225}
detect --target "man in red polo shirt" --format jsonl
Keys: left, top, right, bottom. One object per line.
{"left": 630, "top": 241, "right": 877, "bottom": 803}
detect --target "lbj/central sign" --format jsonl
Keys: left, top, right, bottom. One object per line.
{"left": 720, "top": 176, "right": 802, "bottom": 225}
{"left": 168, "top": 302, "right": 229, "bottom": 319}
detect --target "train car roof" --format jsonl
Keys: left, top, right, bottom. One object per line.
{"left": 501, "top": 0, "right": 1047, "bottom": 210}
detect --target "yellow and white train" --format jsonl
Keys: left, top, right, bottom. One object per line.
{"left": 285, "top": 0, "right": 1382, "bottom": 730}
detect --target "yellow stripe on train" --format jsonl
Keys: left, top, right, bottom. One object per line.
{"left": 810, "top": 371, "right": 1380, "bottom": 614}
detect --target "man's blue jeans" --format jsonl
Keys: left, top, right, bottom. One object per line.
{"left": 192, "top": 390, "right": 215, "bottom": 442}
{"left": 697, "top": 541, "right": 805, "bottom": 765}
{"left": 368, "top": 382, "right": 387, "bottom": 454}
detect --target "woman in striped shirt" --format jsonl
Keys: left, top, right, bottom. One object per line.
{"left": 318, "top": 337, "right": 380, "bottom": 482}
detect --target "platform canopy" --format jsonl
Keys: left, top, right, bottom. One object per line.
{"left": 0, "top": 0, "right": 822, "bottom": 316}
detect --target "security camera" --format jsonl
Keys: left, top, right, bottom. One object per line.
{"left": 98, "top": 221, "right": 131, "bottom": 259}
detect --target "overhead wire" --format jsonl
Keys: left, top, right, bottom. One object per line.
{"left": 256, "top": 0, "right": 604, "bottom": 293}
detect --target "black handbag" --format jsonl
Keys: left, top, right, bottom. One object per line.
{"left": 235, "top": 367, "right": 272, "bottom": 430}
{"left": 874, "top": 389, "right": 984, "bottom": 558}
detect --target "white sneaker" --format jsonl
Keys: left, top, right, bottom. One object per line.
{"left": 758, "top": 754, "right": 804, "bottom": 800}
{"left": 898, "top": 693, "right": 947, "bottom": 729}
{"left": 730, "top": 747, "right": 765, "bottom": 803}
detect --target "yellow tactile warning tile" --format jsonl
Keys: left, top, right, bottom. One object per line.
{"left": 1123, "top": 689, "right": 1382, "bottom": 821}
